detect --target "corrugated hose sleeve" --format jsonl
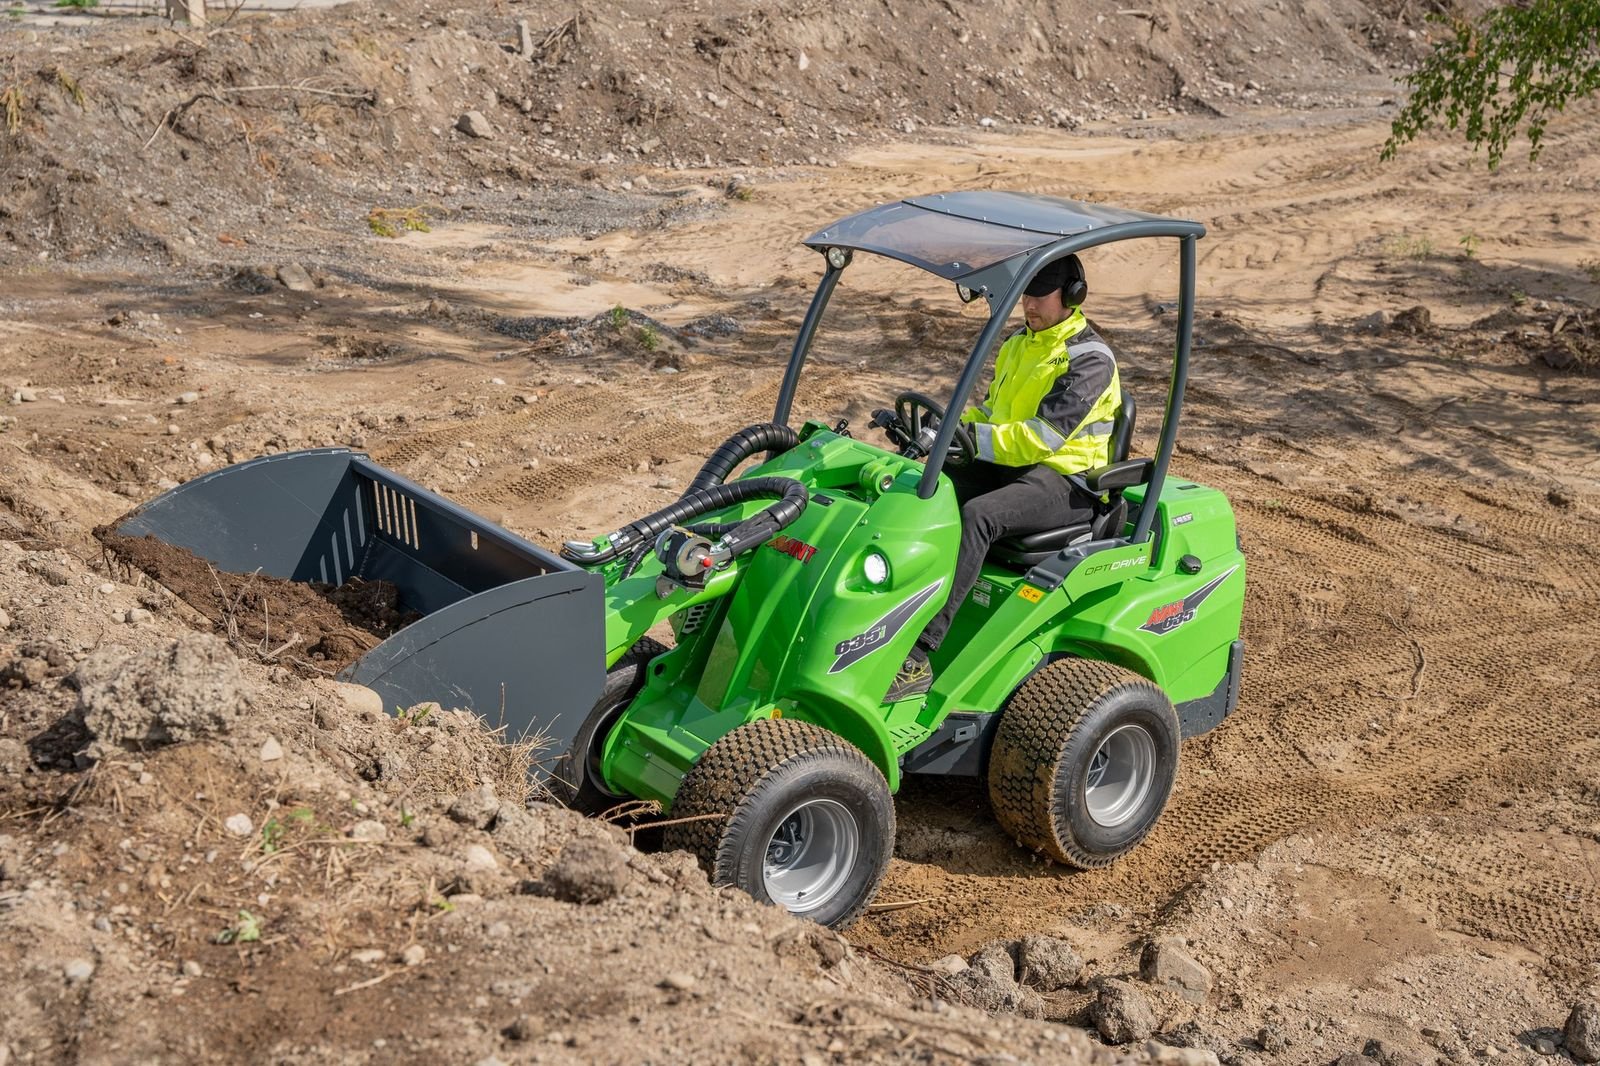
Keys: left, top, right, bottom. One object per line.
{"left": 564, "top": 475, "right": 808, "bottom": 565}
{"left": 685, "top": 423, "right": 799, "bottom": 494}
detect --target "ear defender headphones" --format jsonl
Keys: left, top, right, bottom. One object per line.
{"left": 1061, "top": 254, "right": 1088, "bottom": 307}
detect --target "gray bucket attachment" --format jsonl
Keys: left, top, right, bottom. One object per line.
{"left": 116, "top": 448, "right": 604, "bottom": 778}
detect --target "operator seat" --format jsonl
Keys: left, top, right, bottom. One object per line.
{"left": 986, "top": 390, "right": 1142, "bottom": 569}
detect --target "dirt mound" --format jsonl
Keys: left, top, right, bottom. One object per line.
{"left": 1, "top": 0, "right": 1429, "bottom": 262}
{"left": 97, "top": 529, "right": 417, "bottom": 673}
{"left": 0, "top": 487, "right": 1109, "bottom": 1064}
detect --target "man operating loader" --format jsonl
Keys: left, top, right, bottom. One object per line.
{"left": 885, "top": 254, "right": 1122, "bottom": 702}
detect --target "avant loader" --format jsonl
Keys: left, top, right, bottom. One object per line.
{"left": 119, "top": 192, "right": 1246, "bottom": 927}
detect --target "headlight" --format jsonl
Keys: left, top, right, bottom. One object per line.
{"left": 956, "top": 283, "right": 977, "bottom": 303}
{"left": 826, "top": 246, "right": 852, "bottom": 270}
{"left": 863, "top": 552, "right": 889, "bottom": 586}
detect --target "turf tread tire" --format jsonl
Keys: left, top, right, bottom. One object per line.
{"left": 665, "top": 718, "right": 894, "bottom": 929}
{"left": 988, "top": 658, "right": 1177, "bottom": 869}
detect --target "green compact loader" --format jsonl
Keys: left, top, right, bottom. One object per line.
{"left": 117, "top": 192, "right": 1245, "bottom": 927}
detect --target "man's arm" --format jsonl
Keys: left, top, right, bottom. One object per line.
{"left": 971, "top": 342, "right": 1115, "bottom": 465}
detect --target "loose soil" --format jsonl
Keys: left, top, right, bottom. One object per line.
{"left": 3, "top": 0, "right": 1600, "bottom": 1063}
{"left": 96, "top": 528, "right": 417, "bottom": 673}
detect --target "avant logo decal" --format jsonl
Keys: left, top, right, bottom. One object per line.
{"left": 767, "top": 535, "right": 818, "bottom": 564}
{"left": 828, "top": 580, "right": 944, "bottom": 674}
{"left": 1139, "top": 565, "right": 1239, "bottom": 636}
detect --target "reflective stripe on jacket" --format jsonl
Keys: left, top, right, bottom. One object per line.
{"left": 959, "top": 308, "right": 1121, "bottom": 475}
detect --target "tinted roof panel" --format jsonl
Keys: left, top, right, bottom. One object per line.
{"left": 803, "top": 191, "right": 1196, "bottom": 280}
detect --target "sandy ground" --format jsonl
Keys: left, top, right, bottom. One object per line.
{"left": 3, "top": 5, "right": 1600, "bottom": 1060}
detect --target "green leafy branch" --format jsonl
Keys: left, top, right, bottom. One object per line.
{"left": 1384, "top": 0, "right": 1600, "bottom": 168}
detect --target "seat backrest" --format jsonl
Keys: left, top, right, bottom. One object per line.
{"left": 1110, "top": 388, "right": 1136, "bottom": 463}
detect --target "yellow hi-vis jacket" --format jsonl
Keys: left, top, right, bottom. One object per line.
{"left": 960, "top": 308, "right": 1122, "bottom": 475}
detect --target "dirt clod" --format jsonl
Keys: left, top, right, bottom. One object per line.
{"left": 1567, "top": 1000, "right": 1600, "bottom": 1064}
{"left": 1093, "top": 978, "right": 1158, "bottom": 1044}
{"left": 1017, "top": 934, "right": 1083, "bottom": 993}
{"left": 448, "top": 784, "right": 502, "bottom": 829}
{"left": 75, "top": 634, "right": 248, "bottom": 751}
{"left": 1, "top": 656, "right": 48, "bottom": 689}
{"left": 538, "top": 838, "right": 630, "bottom": 904}
{"left": 1140, "top": 938, "right": 1212, "bottom": 1003}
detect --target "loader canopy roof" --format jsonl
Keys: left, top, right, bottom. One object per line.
{"left": 803, "top": 191, "right": 1199, "bottom": 281}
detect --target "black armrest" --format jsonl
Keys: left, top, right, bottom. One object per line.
{"left": 1082, "top": 458, "right": 1153, "bottom": 493}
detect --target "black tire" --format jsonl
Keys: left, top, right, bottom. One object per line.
{"left": 987, "top": 658, "right": 1179, "bottom": 868}
{"left": 548, "top": 637, "right": 670, "bottom": 815}
{"left": 664, "top": 719, "right": 895, "bottom": 929}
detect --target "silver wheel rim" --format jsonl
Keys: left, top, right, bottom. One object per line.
{"left": 1085, "top": 724, "right": 1156, "bottom": 829}
{"left": 762, "top": 798, "right": 860, "bottom": 915}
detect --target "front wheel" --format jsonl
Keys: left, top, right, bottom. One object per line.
{"left": 547, "top": 637, "right": 670, "bottom": 815}
{"left": 987, "top": 658, "right": 1179, "bottom": 868}
{"left": 664, "top": 719, "right": 895, "bottom": 928}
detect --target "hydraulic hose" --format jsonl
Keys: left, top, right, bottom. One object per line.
{"left": 562, "top": 475, "right": 808, "bottom": 567}
{"left": 685, "top": 423, "right": 799, "bottom": 494}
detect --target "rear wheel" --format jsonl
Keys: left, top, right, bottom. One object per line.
{"left": 548, "top": 637, "right": 670, "bottom": 815}
{"left": 987, "top": 658, "right": 1178, "bottom": 868}
{"left": 664, "top": 719, "right": 894, "bottom": 928}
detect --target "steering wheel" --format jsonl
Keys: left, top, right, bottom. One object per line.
{"left": 895, "top": 390, "right": 976, "bottom": 468}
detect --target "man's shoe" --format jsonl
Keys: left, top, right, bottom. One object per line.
{"left": 884, "top": 655, "right": 934, "bottom": 703}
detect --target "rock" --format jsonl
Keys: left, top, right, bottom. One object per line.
{"left": 259, "top": 736, "right": 284, "bottom": 762}
{"left": 1093, "top": 979, "right": 1157, "bottom": 1044}
{"left": 331, "top": 682, "right": 384, "bottom": 720}
{"left": 400, "top": 944, "right": 426, "bottom": 966}
{"left": 181, "top": 959, "right": 203, "bottom": 977}
{"left": 462, "top": 844, "right": 497, "bottom": 868}
{"left": 1356, "top": 309, "right": 1390, "bottom": 334}
{"left": 75, "top": 634, "right": 248, "bottom": 750}
{"left": 224, "top": 814, "right": 254, "bottom": 836}
{"left": 1257, "top": 1024, "right": 1290, "bottom": 1053}
{"left": 1140, "top": 938, "right": 1212, "bottom": 1003}
{"left": 0, "top": 607, "right": 10, "bottom": 629}
{"left": 539, "top": 839, "right": 629, "bottom": 903}
{"left": 1017, "top": 934, "right": 1083, "bottom": 992}
{"left": 63, "top": 959, "right": 95, "bottom": 982}
{"left": 444, "top": 781, "right": 499, "bottom": 832}
{"left": 489, "top": 805, "right": 547, "bottom": 864}
{"left": 456, "top": 111, "right": 495, "bottom": 139}
{"left": 350, "top": 820, "right": 387, "bottom": 842}
{"left": 1144, "top": 1041, "right": 1220, "bottom": 1066}
{"left": 276, "top": 264, "right": 315, "bottom": 292}
{"left": 175, "top": 391, "right": 200, "bottom": 405}
{"left": 350, "top": 948, "right": 385, "bottom": 964}
{"left": 968, "top": 941, "right": 1018, "bottom": 985}
{"left": 659, "top": 972, "right": 695, "bottom": 991}
{"left": 517, "top": 19, "right": 533, "bottom": 57}
{"left": 929, "top": 954, "right": 969, "bottom": 976}
{"left": 126, "top": 608, "right": 152, "bottom": 625}
{"left": 1567, "top": 1000, "right": 1600, "bottom": 1063}
{"left": 1393, "top": 305, "right": 1432, "bottom": 333}
{"left": 947, "top": 942, "right": 1042, "bottom": 1015}
{"left": 14, "top": 386, "right": 39, "bottom": 402}
{"left": 1534, "top": 1036, "right": 1559, "bottom": 1055}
